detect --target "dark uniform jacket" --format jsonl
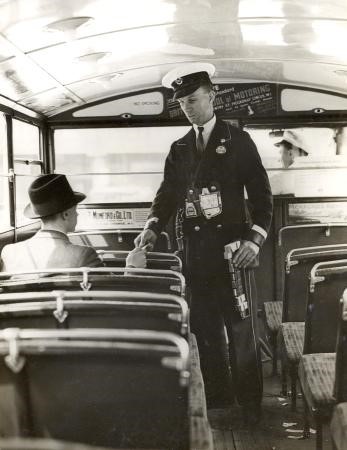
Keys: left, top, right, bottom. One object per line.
{"left": 148, "top": 119, "right": 273, "bottom": 248}
{"left": 0, "top": 230, "right": 102, "bottom": 272}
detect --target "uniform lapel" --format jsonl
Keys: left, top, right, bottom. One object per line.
{"left": 177, "top": 128, "right": 198, "bottom": 185}
{"left": 204, "top": 120, "right": 231, "bottom": 155}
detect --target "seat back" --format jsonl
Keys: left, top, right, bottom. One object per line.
{"left": 334, "top": 289, "right": 347, "bottom": 403}
{"left": 0, "top": 328, "right": 189, "bottom": 449}
{"left": 284, "top": 244, "right": 347, "bottom": 322}
{"left": 304, "top": 260, "right": 347, "bottom": 354}
{"left": 97, "top": 250, "right": 182, "bottom": 272}
{"left": 0, "top": 437, "right": 116, "bottom": 450}
{"left": 0, "top": 268, "right": 186, "bottom": 297}
{"left": 277, "top": 224, "right": 347, "bottom": 302}
{"left": 0, "top": 291, "right": 189, "bottom": 337}
{"left": 69, "top": 229, "right": 171, "bottom": 252}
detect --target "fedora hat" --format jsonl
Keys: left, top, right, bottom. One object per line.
{"left": 24, "top": 174, "right": 86, "bottom": 219}
{"left": 162, "top": 63, "right": 215, "bottom": 100}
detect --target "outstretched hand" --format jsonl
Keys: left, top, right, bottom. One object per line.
{"left": 126, "top": 247, "right": 147, "bottom": 268}
{"left": 134, "top": 229, "right": 157, "bottom": 251}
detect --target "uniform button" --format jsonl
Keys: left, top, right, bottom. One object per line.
{"left": 194, "top": 225, "right": 200, "bottom": 232}
{"left": 216, "top": 224, "right": 222, "bottom": 229}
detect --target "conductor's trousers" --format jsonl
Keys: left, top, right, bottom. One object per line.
{"left": 184, "top": 224, "right": 263, "bottom": 408}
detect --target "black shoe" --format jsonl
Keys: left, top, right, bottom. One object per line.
{"left": 242, "top": 403, "right": 262, "bottom": 426}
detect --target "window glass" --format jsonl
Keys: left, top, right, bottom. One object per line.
{"left": 246, "top": 126, "right": 347, "bottom": 197}
{"left": 12, "top": 119, "right": 41, "bottom": 164}
{"left": 54, "top": 126, "right": 190, "bottom": 203}
{"left": 15, "top": 171, "right": 42, "bottom": 227}
{"left": 0, "top": 113, "right": 7, "bottom": 175}
{"left": 0, "top": 114, "right": 10, "bottom": 231}
{"left": 12, "top": 119, "right": 42, "bottom": 226}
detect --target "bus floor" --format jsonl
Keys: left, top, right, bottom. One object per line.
{"left": 208, "top": 362, "right": 330, "bottom": 450}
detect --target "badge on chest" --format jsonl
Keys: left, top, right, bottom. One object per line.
{"left": 185, "top": 183, "right": 222, "bottom": 220}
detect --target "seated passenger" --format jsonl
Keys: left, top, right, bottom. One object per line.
{"left": 275, "top": 130, "right": 309, "bottom": 169}
{"left": 0, "top": 174, "right": 145, "bottom": 272}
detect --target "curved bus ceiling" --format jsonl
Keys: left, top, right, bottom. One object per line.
{"left": 0, "top": 0, "right": 346, "bottom": 117}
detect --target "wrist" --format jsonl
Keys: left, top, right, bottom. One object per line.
{"left": 144, "top": 217, "right": 161, "bottom": 236}
{"left": 246, "top": 229, "right": 265, "bottom": 248}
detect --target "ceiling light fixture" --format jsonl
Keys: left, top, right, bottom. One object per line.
{"left": 44, "top": 16, "right": 94, "bottom": 41}
{"left": 75, "top": 52, "right": 111, "bottom": 64}
{"left": 45, "top": 16, "right": 93, "bottom": 33}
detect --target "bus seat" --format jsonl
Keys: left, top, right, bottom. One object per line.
{"left": 279, "top": 244, "right": 347, "bottom": 409}
{"left": 97, "top": 250, "right": 182, "bottom": 272}
{"left": 299, "top": 353, "right": 336, "bottom": 449}
{"left": 0, "top": 267, "right": 186, "bottom": 298}
{"left": 331, "top": 292, "right": 347, "bottom": 450}
{"left": 0, "top": 291, "right": 189, "bottom": 337}
{"left": 264, "top": 223, "right": 347, "bottom": 375}
{"left": 69, "top": 230, "right": 172, "bottom": 253}
{"left": 263, "top": 301, "right": 282, "bottom": 372}
{"left": 189, "top": 416, "right": 213, "bottom": 450}
{"left": 187, "top": 333, "right": 208, "bottom": 418}
{"left": 188, "top": 332, "right": 201, "bottom": 368}
{"left": 0, "top": 328, "right": 190, "bottom": 449}
{"left": 331, "top": 403, "right": 347, "bottom": 450}
{"left": 298, "top": 261, "right": 347, "bottom": 450}
{"left": 0, "top": 437, "right": 118, "bottom": 449}
{"left": 189, "top": 363, "right": 207, "bottom": 419}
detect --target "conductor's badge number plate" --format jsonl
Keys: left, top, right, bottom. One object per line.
{"left": 199, "top": 188, "right": 222, "bottom": 219}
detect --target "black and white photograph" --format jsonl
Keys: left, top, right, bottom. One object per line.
{"left": 0, "top": 1, "right": 347, "bottom": 449}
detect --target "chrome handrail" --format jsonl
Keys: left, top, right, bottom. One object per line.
{"left": 0, "top": 267, "right": 186, "bottom": 296}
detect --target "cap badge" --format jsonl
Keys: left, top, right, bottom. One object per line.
{"left": 216, "top": 145, "right": 226, "bottom": 154}
{"left": 175, "top": 77, "right": 183, "bottom": 85}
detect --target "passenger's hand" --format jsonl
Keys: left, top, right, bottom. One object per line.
{"left": 232, "top": 240, "right": 259, "bottom": 269}
{"left": 126, "top": 247, "right": 146, "bottom": 268}
{"left": 134, "top": 229, "right": 157, "bottom": 251}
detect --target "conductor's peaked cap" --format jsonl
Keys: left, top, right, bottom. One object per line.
{"left": 162, "top": 63, "right": 215, "bottom": 100}
{"left": 24, "top": 174, "right": 86, "bottom": 219}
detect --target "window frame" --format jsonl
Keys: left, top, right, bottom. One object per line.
{"left": 0, "top": 111, "right": 46, "bottom": 232}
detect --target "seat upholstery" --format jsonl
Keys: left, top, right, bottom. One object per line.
{"left": 190, "top": 416, "right": 213, "bottom": 450}
{"left": 298, "top": 353, "right": 336, "bottom": 418}
{"left": 264, "top": 301, "right": 283, "bottom": 333}
{"left": 331, "top": 403, "right": 347, "bottom": 450}
{"left": 189, "top": 366, "right": 207, "bottom": 418}
{"left": 280, "top": 322, "right": 305, "bottom": 363}
{"left": 188, "top": 333, "right": 207, "bottom": 418}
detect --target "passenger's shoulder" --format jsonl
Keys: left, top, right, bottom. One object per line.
{"left": 1, "top": 240, "right": 23, "bottom": 256}
{"left": 73, "top": 244, "right": 102, "bottom": 267}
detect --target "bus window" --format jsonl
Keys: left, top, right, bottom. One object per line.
{"left": 246, "top": 126, "right": 347, "bottom": 197}
{"left": 54, "top": 126, "right": 189, "bottom": 203}
{"left": 12, "top": 119, "right": 42, "bottom": 226}
{"left": 0, "top": 113, "right": 10, "bottom": 232}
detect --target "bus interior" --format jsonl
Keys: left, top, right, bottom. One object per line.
{"left": 0, "top": 1, "right": 347, "bottom": 449}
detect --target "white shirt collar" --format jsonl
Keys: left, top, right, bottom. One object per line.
{"left": 192, "top": 115, "right": 216, "bottom": 137}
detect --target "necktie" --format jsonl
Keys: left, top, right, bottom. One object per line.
{"left": 196, "top": 126, "right": 204, "bottom": 154}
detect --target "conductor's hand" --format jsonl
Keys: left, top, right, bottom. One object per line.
{"left": 134, "top": 229, "right": 157, "bottom": 251}
{"left": 232, "top": 240, "right": 259, "bottom": 269}
{"left": 126, "top": 247, "right": 147, "bottom": 268}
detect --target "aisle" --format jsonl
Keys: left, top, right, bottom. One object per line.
{"left": 208, "top": 367, "right": 330, "bottom": 450}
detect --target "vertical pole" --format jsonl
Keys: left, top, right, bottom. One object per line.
{"left": 5, "top": 114, "right": 16, "bottom": 239}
